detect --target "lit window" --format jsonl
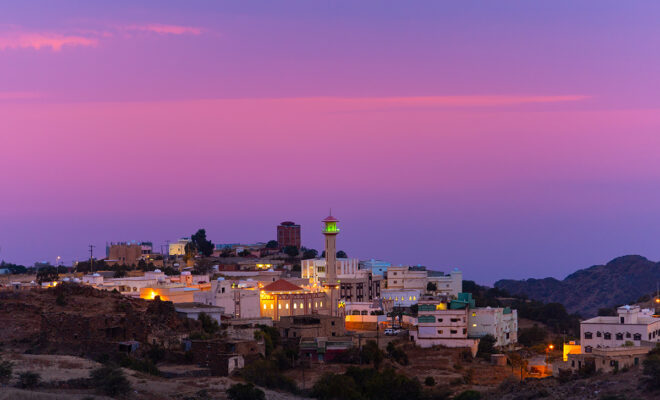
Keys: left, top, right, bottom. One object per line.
{"left": 320, "top": 302, "right": 323, "bottom": 307}
{"left": 409, "top": 296, "right": 412, "bottom": 301}
{"left": 315, "top": 302, "right": 318, "bottom": 307}
{"left": 413, "top": 296, "right": 416, "bottom": 300}
{"left": 278, "top": 304, "right": 281, "bottom": 309}
{"left": 263, "top": 304, "right": 267, "bottom": 309}
{"left": 286, "top": 303, "right": 289, "bottom": 309}
{"left": 270, "top": 304, "right": 274, "bottom": 309}
{"left": 294, "top": 303, "right": 297, "bottom": 309}
{"left": 472, "top": 323, "right": 477, "bottom": 327}
{"left": 472, "top": 312, "right": 476, "bottom": 317}
{"left": 300, "top": 303, "right": 304, "bottom": 309}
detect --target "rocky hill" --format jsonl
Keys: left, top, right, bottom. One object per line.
{"left": 495, "top": 255, "right": 660, "bottom": 318}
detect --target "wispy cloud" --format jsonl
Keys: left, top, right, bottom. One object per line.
{"left": 124, "top": 24, "right": 202, "bottom": 35}
{"left": 329, "top": 95, "right": 590, "bottom": 107}
{"left": 0, "top": 22, "right": 204, "bottom": 52}
{"left": 0, "top": 32, "right": 98, "bottom": 51}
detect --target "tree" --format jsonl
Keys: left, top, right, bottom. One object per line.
{"left": 283, "top": 246, "right": 299, "bottom": 258}
{"left": 191, "top": 229, "right": 214, "bottom": 257}
{"left": 361, "top": 340, "right": 384, "bottom": 369}
{"left": 90, "top": 366, "right": 132, "bottom": 396}
{"left": 426, "top": 282, "right": 437, "bottom": 292}
{"left": 36, "top": 266, "right": 58, "bottom": 284}
{"left": 265, "top": 240, "right": 278, "bottom": 249}
{"left": 198, "top": 312, "right": 219, "bottom": 335}
{"left": 424, "top": 376, "right": 435, "bottom": 386}
{"left": 336, "top": 250, "right": 347, "bottom": 258}
{"left": 228, "top": 383, "right": 266, "bottom": 400}
{"left": 302, "top": 248, "right": 318, "bottom": 259}
{"left": 477, "top": 334, "right": 497, "bottom": 359}
{"left": 518, "top": 325, "right": 548, "bottom": 347}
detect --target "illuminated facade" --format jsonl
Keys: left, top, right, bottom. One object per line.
{"left": 259, "top": 279, "right": 329, "bottom": 321}
{"left": 194, "top": 278, "right": 260, "bottom": 319}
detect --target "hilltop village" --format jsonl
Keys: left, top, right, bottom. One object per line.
{"left": 2, "top": 215, "right": 660, "bottom": 399}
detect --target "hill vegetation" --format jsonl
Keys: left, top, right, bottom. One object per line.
{"left": 494, "top": 255, "right": 660, "bottom": 318}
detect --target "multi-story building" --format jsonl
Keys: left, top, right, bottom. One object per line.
{"left": 194, "top": 278, "right": 261, "bottom": 319}
{"left": 302, "top": 257, "right": 360, "bottom": 282}
{"left": 386, "top": 266, "right": 462, "bottom": 298}
{"left": 277, "top": 221, "right": 301, "bottom": 249}
{"left": 580, "top": 305, "right": 660, "bottom": 353}
{"left": 169, "top": 238, "right": 190, "bottom": 256}
{"left": 359, "top": 259, "right": 390, "bottom": 276}
{"left": 106, "top": 241, "right": 153, "bottom": 266}
{"left": 258, "top": 279, "right": 328, "bottom": 321}
{"left": 410, "top": 298, "right": 479, "bottom": 355}
{"left": 276, "top": 315, "right": 345, "bottom": 339}
{"left": 467, "top": 306, "right": 518, "bottom": 348}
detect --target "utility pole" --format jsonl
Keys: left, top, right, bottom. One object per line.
{"left": 89, "top": 245, "right": 95, "bottom": 273}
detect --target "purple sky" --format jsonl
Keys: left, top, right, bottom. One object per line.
{"left": 1, "top": 1, "right": 660, "bottom": 284}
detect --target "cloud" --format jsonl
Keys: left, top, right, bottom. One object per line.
{"left": 125, "top": 24, "right": 202, "bottom": 35}
{"left": 329, "top": 95, "right": 590, "bottom": 107}
{"left": 0, "top": 32, "right": 98, "bottom": 51}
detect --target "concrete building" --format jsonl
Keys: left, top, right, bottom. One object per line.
{"left": 259, "top": 279, "right": 328, "bottom": 321}
{"left": 106, "top": 241, "right": 153, "bottom": 266}
{"left": 276, "top": 315, "right": 345, "bottom": 339}
{"left": 277, "top": 221, "right": 301, "bottom": 249}
{"left": 580, "top": 305, "right": 660, "bottom": 352}
{"left": 175, "top": 303, "right": 224, "bottom": 325}
{"left": 302, "top": 257, "right": 360, "bottom": 282}
{"left": 380, "top": 289, "right": 421, "bottom": 307}
{"left": 387, "top": 266, "right": 462, "bottom": 298}
{"left": 169, "top": 238, "right": 190, "bottom": 256}
{"left": 359, "top": 259, "right": 390, "bottom": 276}
{"left": 559, "top": 346, "right": 652, "bottom": 374}
{"left": 409, "top": 298, "right": 479, "bottom": 355}
{"left": 300, "top": 336, "right": 354, "bottom": 363}
{"left": 467, "top": 306, "right": 518, "bottom": 348}
{"left": 194, "top": 278, "right": 261, "bottom": 319}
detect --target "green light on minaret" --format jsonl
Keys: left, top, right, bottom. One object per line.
{"left": 324, "top": 221, "right": 339, "bottom": 233}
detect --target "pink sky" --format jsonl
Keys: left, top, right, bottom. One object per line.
{"left": 1, "top": 1, "right": 660, "bottom": 283}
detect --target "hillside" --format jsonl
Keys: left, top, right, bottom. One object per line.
{"left": 495, "top": 255, "right": 660, "bottom": 318}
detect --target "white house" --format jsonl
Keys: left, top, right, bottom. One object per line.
{"left": 580, "top": 305, "right": 660, "bottom": 352}
{"left": 301, "top": 258, "right": 360, "bottom": 283}
{"left": 467, "top": 306, "right": 518, "bottom": 348}
{"left": 175, "top": 303, "right": 225, "bottom": 325}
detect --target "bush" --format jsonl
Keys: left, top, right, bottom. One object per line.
{"left": 17, "top": 371, "right": 40, "bottom": 389}
{"left": 643, "top": 346, "right": 660, "bottom": 388}
{"left": 518, "top": 325, "right": 547, "bottom": 347}
{"left": 311, "top": 372, "right": 363, "bottom": 400}
{"left": 241, "top": 360, "right": 297, "bottom": 393}
{"left": 90, "top": 366, "right": 131, "bottom": 397}
{"left": 227, "top": 383, "right": 266, "bottom": 400}
{"left": 312, "top": 367, "right": 422, "bottom": 400}
{"left": 455, "top": 390, "right": 481, "bottom": 400}
{"left": 424, "top": 376, "right": 436, "bottom": 386}
{"left": 0, "top": 358, "right": 13, "bottom": 384}
{"left": 198, "top": 312, "right": 219, "bottom": 335}
{"left": 119, "top": 355, "right": 160, "bottom": 376}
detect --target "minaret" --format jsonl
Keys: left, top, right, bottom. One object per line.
{"left": 322, "top": 213, "right": 340, "bottom": 283}
{"left": 322, "top": 213, "right": 340, "bottom": 316}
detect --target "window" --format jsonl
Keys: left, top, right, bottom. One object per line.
{"left": 616, "top": 333, "right": 623, "bottom": 340}
{"left": 584, "top": 332, "right": 593, "bottom": 339}
{"left": 278, "top": 304, "right": 281, "bottom": 309}
{"left": 450, "top": 330, "right": 457, "bottom": 334}
{"left": 451, "top": 318, "right": 460, "bottom": 322}
{"left": 585, "top": 346, "right": 592, "bottom": 353}
{"left": 620, "top": 317, "right": 625, "bottom": 324}
{"left": 437, "top": 318, "right": 443, "bottom": 322}
{"left": 221, "top": 287, "right": 225, "bottom": 293}
{"left": 626, "top": 332, "right": 631, "bottom": 338}
{"left": 634, "top": 333, "right": 642, "bottom": 340}
{"left": 263, "top": 304, "right": 267, "bottom": 310}
{"left": 472, "top": 312, "right": 476, "bottom": 317}
{"left": 596, "top": 331, "right": 602, "bottom": 337}
{"left": 331, "top": 321, "right": 335, "bottom": 326}
{"left": 270, "top": 304, "right": 273, "bottom": 309}
{"left": 320, "top": 302, "right": 323, "bottom": 307}
{"left": 604, "top": 332, "right": 611, "bottom": 340}
{"left": 438, "top": 330, "right": 443, "bottom": 334}
{"left": 286, "top": 304, "right": 289, "bottom": 309}
{"left": 294, "top": 303, "right": 297, "bottom": 309}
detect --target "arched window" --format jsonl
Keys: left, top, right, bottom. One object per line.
{"left": 633, "top": 333, "right": 642, "bottom": 341}
{"left": 584, "top": 332, "right": 593, "bottom": 339}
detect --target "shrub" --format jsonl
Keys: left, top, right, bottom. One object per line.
{"left": 119, "top": 355, "right": 160, "bottom": 376}
{"left": 17, "top": 371, "right": 40, "bottom": 389}
{"left": 241, "top": 359, "right": 297, "bottom": 393}
{"left": 0, "top": 358, "right": 13, "bottom": 384}
{"left": 477, "top": 335, "right": 497, "bottom": 359}
{"left": 424, "top": 376, "right": 436, "bottom": 386}
{"left": 90, "top": 366, "right": 131, "bottom": 397}
{"left": 227, "top": 383, "right": 265, "bottom": 400}
{"left": 198, "top": 312, "right": 219, "bottom": 335}
{"left": 311, "top": 372, "right": 363, "bottom": 400}
{"left": 455, "top": 390, "right": 482, "bottom": 400}
{"left": 643, "top": 346, "right": 660, "bottom": 388}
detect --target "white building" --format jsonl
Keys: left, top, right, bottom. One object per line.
{"left": 409, "top": 299, "right": 479, "bottom": 355}
{"left": 193, "top": 278, "right": 260, "bottom": 319}
{"left": 359, "top": 259, "right": 390, "bottom": 276}
{"left": 301, "top": 258, "right": 359, "bottom": 283}
{"left": 580, "top": 305, "right": 660, "bottom": 352}
{"left": 380, "top": 289, "right": 421, "bottom": 307}
{"left": 385, "top": 266, "right": 462, "bottom": 302}
{"left": 467, "top": 307, "right": 518, "bottom": 348}
{"left": 175, "top": 303, "right": 225, "bottom": 325}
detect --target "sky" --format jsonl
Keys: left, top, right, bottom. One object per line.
{"left": 2, "top": 1, "right": 660, "bottom": 284}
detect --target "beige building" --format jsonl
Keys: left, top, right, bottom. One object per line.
{"left": 580, "top": 305, "right": 660, "bottom": 352}
{"left": 107, "top": 241, "right": 152, "bottom": 266}
{"left": 467, "top": 307, "right": 518, "bottom": 348}
{"left": 259, "top": 279, "right": 328, "bottom": 321}
{"left": 559, "top": 346, "right": 651, "bottom": 374}
{"left": 276, "top": 315, "right": 345, "bottom": 339}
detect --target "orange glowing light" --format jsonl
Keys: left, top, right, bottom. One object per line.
{"left": 549, "top": 344, "right": 554, "bottom": 350}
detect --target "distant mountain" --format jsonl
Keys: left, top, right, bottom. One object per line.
{"left": 494, "top": 255, "right": 660, "bottom": 318}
